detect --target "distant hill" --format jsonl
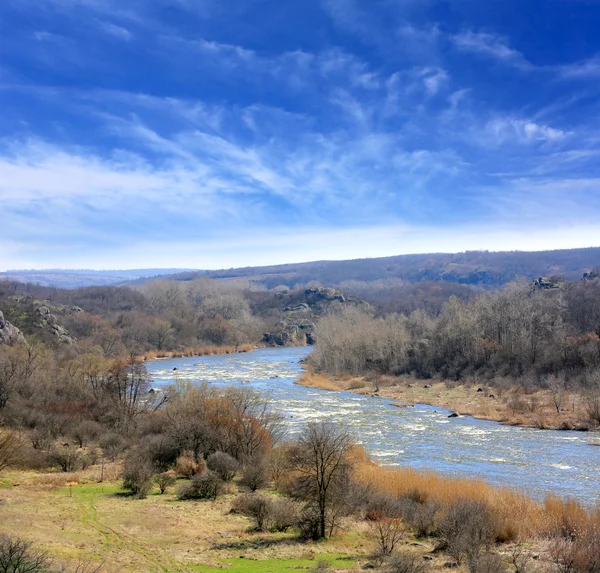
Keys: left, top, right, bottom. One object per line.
{"left": 0, "top": 269, "right": 195, "bottom": 289}
{"left": 3, "top": 247, "right": 600, "bottom": 290}
{"left": 159, "top": 247, "right": 600, "bottom": 289}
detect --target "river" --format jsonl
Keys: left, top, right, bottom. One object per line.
{"left": 146, "top": 346, "right": 600, "bottom": 505}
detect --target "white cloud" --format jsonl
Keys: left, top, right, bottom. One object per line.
{"left": 481, "top": 118, "right": 567, "bottom": 146}
{"left": 451, "top": 31, "right": 532, "bottom": 70}
{"left": 557, "top": 56, "right": 600, "bottom": 79}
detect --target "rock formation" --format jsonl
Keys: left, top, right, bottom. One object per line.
{"left": 0, "top": 310, "right": 26, "bottom": 346}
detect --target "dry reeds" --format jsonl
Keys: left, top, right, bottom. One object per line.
{"left": 141, "top": 344, "right": 255, "bottom": 361}
{"left": 354, "top": 459, "right": 598, "bottom": 541}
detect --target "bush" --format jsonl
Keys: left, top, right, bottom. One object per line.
{"left": 206, "top": 451, "right": 238, "bottom": 482}
{"left": 269, "top": 498, "right": 298, "bottom": 532}
{"left": 122, "top": 449, "right": 155, "bottom": 499}
{"left": 72, "top": 420, "right": 102, "bottom": 448}
{"left": 398, "top": 497, "right": 440, "bottom": 537}
{"left": 141, "top": 434, "right": 179, "bottom": 472}
{"left": 297, "top": 505, "right": 322, "bottom": 541}
{"left": 99, "top": 433, "right": 126, "bottom": 461}
{"left": 385, "top": 552, "right": 429, "bottom": 573}
{"left": 368, "top": 517, "right": 405, "bottom": 559}
{"left": 176, "top": 472, "right": 222, "bottom": 501}
{"left": 48, "top": 446, "right": 82, "bottom": 472}
{"left": 0, "top": 534, "right": 49, "bottom": 572}
{"left": 468, "top": 552, "right": 508, "bottom": 573}
{"left": 174, "top": 452, "right": 206, "bottom": 479}
{"left": 233, "top": 493, "right": 272, "bottom": 530}
{"left": 439, "top": 499, "right": 497, "bottom": 565}
{"left": 155, "top": 471, "right": 176, "bottom": 494}
{"left": 239, "top": 457, "right": 270, "bottom": 491}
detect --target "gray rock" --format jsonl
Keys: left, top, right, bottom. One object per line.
{"left": 0, "top": 311, "right": 26, "bottom": 346}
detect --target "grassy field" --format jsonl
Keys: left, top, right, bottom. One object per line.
{"left": 0, "top": 469, "right": 376, "bottom": 573}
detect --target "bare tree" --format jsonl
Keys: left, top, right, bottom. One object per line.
{"left": 288, "top": 421, "right": 353, "bottom": 539}
{"left": 0, "top": 535, "right": 49, "bottom": 573}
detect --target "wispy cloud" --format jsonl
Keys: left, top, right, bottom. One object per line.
{"left": 1, "top": 0, "right": 600, "bottom": 268}
{"left": 451, "top": 31, "right": 532, "bottom": 70}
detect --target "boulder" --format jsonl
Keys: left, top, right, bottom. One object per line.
{"left": 0, "top": 311, "right": 26, "bottom": 346}
{"left": 50, "top": 324, "right": 75, "bottom": 344}
{"left": 448, "top": 412, "right": 459, "bottom": 418}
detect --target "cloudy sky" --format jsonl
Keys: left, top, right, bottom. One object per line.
{"left": 1, "top": 0, "right": 600, "bottom": 270}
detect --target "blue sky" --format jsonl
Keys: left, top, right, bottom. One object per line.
{"left": 1, "top": 0, "right": 600, "bottom": 270}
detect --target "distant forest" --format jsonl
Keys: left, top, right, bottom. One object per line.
{"left": 2, "top": 247, "right": 599, "bottom": 290}
{"left": 157, "top": 247, "right": 600, "bottom": 289}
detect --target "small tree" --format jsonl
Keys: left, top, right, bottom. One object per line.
{"left": 368, "top": 516, "right": 405, "bottom": 559}
{"left": 49, "top": 446, "right": 82, "bottom": 473}
{"left": 122, "top": 449, "right": 155, "bottom": 499}
{"left": 154, "top": 472, "right": 176, "bottom": 494}
{"left": 287, "top": 422, "right": 353, "bottom": 539}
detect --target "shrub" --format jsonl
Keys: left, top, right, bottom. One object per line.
{"left": 122, "top": 449, "right": 155, "bottom": 499}
{"left": 239, "top": 457, "right": 270, "bottom": 491}
{"left": 141, "top": 434, "right": 179, "bottom": 472}
{"left": 176, "top": 472, "right": 222, "bottom": 501}
{"left": 469, "top": 552, "right": 508, "bottom": 573}
{"left": 206, "top": 451, "right": 238, "bottom": 482}
{"left": 155, "top": 471, "right": 176, "bottom": 494}
{"left": 0, "top": 534, "right": 49, "bottom": 572}
{"left": 72, "top": 420, "right": 102, "bottom": 448}
{"left": 368, "top": 517, "right": 405, "bottom": 559}
{"left": 439, "top": 499, "right": 497, "bottom": 565}
{"left": 398, "top": 497, "right": 440, "bottom": 537}
{"left": 269, "top": 498, "right": 298, "bottom": 532}
{"left": 174, "top": 452, "right": 206, "bottom": 479}
{"left": 99, "top": 433, "right": 126, "bottom": 461}
{"left": 233, "top": 493, "right": 272, "bottom": 530}
{"left": 385, "top": 552, "right": 429, "bottom": 573}
{"left": 365, "top": 492, "right": 403, "bottom": 521}
{"left": 48, "top": 446, "right": 82, "bottom": 472}
{"left": 297, "top": 505, "right": 322, "bottom": 541}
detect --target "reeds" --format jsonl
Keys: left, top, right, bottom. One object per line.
{"left": 141, "top": 344, "right": 255, "bottom": 361}
{"left": 354, "top": 459, "right": 599, "bottom": 540}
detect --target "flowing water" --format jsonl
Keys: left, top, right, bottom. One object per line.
{"left": 146, "top": 346, "right": 600, "bottom": 505}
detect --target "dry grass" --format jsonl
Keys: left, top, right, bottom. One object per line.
{"left": 141, "top": 344, "right": 256, "bottom": 361}
{"left": 299, "top": 372, "right": 597, "bottom": 430}
{"left": 0, "top": 468, "right": 368, "bottom": 573}
{"left": 354, "top": 458, "right": 600, "bottom": 541}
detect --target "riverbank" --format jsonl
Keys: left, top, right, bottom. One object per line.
{"left": 297, "top": 372, "right": 598, "bottom": 432}
{"left": 140, "top": 343, "right": 257, "bottom": 361}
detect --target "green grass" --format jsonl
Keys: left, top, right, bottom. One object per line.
{"left": 192, "top": 553, "right": 356, "bottom": 572}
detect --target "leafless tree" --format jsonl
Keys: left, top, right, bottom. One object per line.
{"left": 287, "top": 421, "right": 353, "bottom": 539}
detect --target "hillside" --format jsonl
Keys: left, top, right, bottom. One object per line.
{"left": 141, "top": 247, "right": 600, "bottom": 289}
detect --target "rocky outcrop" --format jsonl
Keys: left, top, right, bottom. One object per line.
{"left": 35, "top": 305, "right": 76, "bottom": 344}
{"left": 263, "top": 287, "right": 369, "bottom": 347}
{"left": 531, "top": 277, "right": 560, "bottom": 291}
{"left": 0, "top": 311, "right": 26, "bottom": 346}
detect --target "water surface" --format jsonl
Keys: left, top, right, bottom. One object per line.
{"left": 146, "top": 347, "right": 600, "bottom": 505}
